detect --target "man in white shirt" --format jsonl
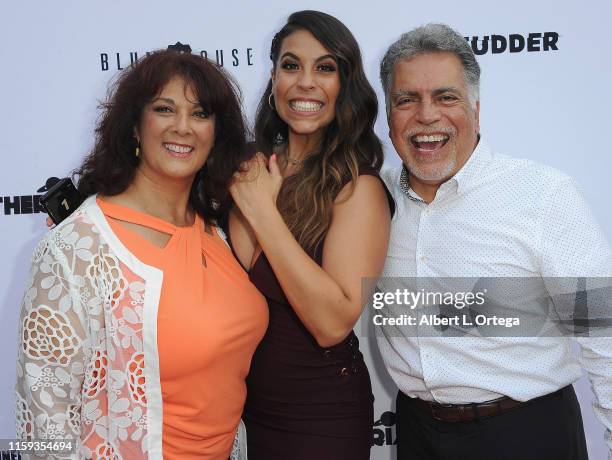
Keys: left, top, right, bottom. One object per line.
{"left": 376, "top": 23, "right": 612, "bottom": 460}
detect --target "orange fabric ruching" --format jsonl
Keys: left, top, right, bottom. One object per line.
{"left": 98, "top": 198, "right": 268, "bottom": 460}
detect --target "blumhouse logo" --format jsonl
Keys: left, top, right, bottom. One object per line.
{"left": 100, "top": 41, "right": 255, "bottom": 71}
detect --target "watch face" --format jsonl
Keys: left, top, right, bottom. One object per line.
{"left": 40, "top": 179, "right": 84, "bottom": 224}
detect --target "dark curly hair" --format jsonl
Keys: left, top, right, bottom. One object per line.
{"left": 255, "top": 10, "right": 384, "bottom": 249}
{"left": 75, "top": 49, "right": 248, "bottom": 222}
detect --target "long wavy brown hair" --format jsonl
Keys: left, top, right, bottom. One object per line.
{"left": 255, "top": 10, "right": 384, "bottom": 250}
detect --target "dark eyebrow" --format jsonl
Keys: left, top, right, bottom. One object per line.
{"left": 316, "top": 54, "right": 336, "bottom": 63}
{"left": 280, "top": 52, "right": 299, "bottom": 61}
{"left": 279, "top": 52, "right": 337, "bottom": 63}
{"left": 151, "top": 97, "right": 202, "bottom": 107}
{"left": 151, "top": 97, "right": 175, "bottom": 105}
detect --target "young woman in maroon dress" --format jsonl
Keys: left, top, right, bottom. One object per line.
{"left": 226, "top": 10, "right": 393, "bottom": 459}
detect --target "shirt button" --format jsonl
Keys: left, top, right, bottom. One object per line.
{"left": 323, "top": 350, "right": 332, "bottom": 358}
{"left": 340, "top": 367, "right": 349, "bottom": 376}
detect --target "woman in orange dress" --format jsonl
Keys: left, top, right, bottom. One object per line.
{"left": 15, "top": 50, "right": 267, "bottom": 459}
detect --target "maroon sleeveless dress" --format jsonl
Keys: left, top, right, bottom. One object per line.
{"left": 227, "top": 170, "right": 394, "bottom": 459}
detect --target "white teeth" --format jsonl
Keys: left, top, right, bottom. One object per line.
{"left": 164, "top": 143, "right": 193, "bottom": 154}
{"left": 290, "top": 100, "right": 322, "bottom": 112}
{"left": 414, "top": 134, "right": 449, "bottom": 143}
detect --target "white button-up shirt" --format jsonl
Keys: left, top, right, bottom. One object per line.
{"left": 377, "top": 139, "right": 612, "bottom": 451}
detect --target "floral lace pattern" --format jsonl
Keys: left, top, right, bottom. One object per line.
{"left": 15, "top": 209, "right": 151, "bottom": 459}
{"left": 229, "top": 420, "right": 247, "bottom": 460}
{"left": 15, "top": 203, "right": 247, "bottom": 459}
{"left": 127, "top": 353, "right": 147, "bottom": 406}
{"left": 21, "top": 306, "right": 81, "bottom": 366}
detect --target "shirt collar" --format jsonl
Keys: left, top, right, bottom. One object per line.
{"left": 398, "top": 136, "right": 492, "bottom": 200}
{"left": 399, "top": 166, "right": 427, "bottom": 203}
{"left": 451, "top": 137, "right": 492, "bottom": 194}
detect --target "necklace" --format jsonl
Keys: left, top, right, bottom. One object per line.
{"left": 277, "top": 143, "right": 312, "bottom": 166}
{"left": 285, "top": 154, "right": 305, "bottom": 166}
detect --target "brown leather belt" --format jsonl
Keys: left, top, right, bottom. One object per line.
{"left": 413, "top": 396, "right": 524, "bottom": 422}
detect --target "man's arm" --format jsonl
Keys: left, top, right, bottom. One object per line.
{"left": 539, "top": 176, "right": 612, "bottom": 455}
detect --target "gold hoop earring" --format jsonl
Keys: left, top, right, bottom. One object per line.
{"left": 268, "top": 93, "right": 275, "bottom": 111}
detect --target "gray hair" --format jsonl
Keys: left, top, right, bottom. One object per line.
{"left": 380, "top": 23, "right": 480, "bottom": 113}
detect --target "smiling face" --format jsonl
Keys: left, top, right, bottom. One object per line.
{"left": 389, "top": 52, "right": 479, "bottom": 190}
{"left": 271, "top": 29, "right": 341, "bottom": 144}
{"left": 135, "top": 76, "right": 215, "bottom": 186}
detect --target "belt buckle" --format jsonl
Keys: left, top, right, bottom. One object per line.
{"left": 438, "top": 403, "right": 456, "bottom": 408}
{"left": 431, "top": 402, "right": 456, "bottom": 421}
{"left": 430, "top": 405, "right": 443, "bottom": 421}
{"left": 433, "top": 402, "right": 471, "bottom": 422}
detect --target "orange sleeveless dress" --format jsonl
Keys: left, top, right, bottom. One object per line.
{"left": 98, "top": 198, "right": 268, "bottom": 459}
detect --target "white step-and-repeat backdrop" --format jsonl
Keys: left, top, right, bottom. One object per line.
{"left": 1, "top": 1, "right": 611, "bottom": 458}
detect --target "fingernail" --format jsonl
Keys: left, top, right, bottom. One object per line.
{"left": 271, "top": 154, "right": 277, "bottom": 161}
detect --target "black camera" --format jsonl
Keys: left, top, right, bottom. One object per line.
{"left": 39, "top": 177, "right": 85, "bottom": 224}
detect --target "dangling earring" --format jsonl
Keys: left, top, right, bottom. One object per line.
{"left": 273, "top": 133, "right": 285, "bottom": 145}
{"left": 135, "top": 142, "right": 140, "bottom": 158}
{"left": 268, "top": 93, "right": 275, "bottom": 111}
